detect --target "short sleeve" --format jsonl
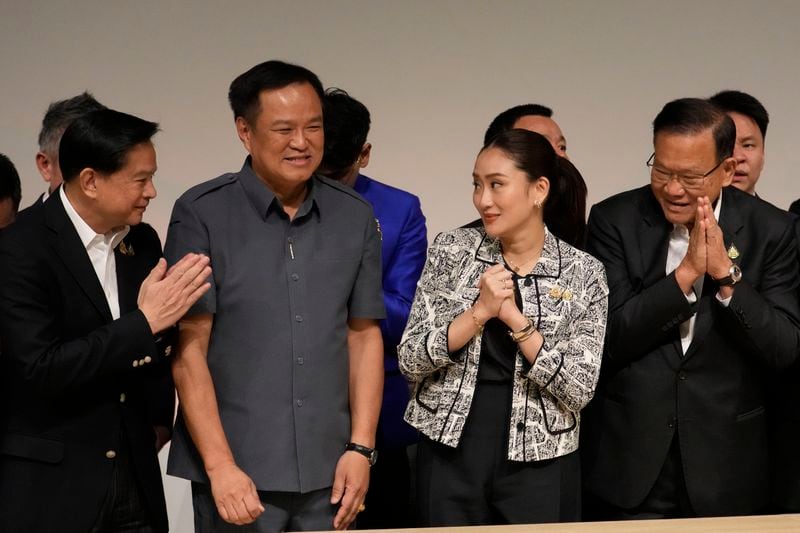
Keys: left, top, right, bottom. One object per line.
{"left": 164, "top": 196, "right": 216, "bottom": 315}
{"left": 347, "top": 212, "right": 386, "bottom": 320}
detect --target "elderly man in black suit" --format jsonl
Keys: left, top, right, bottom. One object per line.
{"left": 582, "top": 98, "right": 800, "bottom": 519}
{"left": 0, "top": 109, "right": 211, "bottom": 532}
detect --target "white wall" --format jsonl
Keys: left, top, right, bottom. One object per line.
{"left": 2, "top": 1, "right": 799, "bottom": 530}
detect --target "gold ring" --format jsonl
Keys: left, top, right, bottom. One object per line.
{"left": 358, "top": 504, "right": 366, "bottom": 513}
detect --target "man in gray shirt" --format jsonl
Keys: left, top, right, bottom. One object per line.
{"left": 165, "top": 60, "right": 385, "bottom": 532}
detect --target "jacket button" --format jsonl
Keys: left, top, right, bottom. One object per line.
{"left": 516, "top": 422, "right": 525, "bottom": 431}
{"left": 132, "top": 360, "right": 139, "bottom": 368}
{"left": 143, "top": 356, "right": 152, "bottom": 364}
{"left": 105, "top": 450, "right": 117, "bottom": 459}
{"left": 119, "top": 393, "right": 126, "bottom": 403}
{"left": 678, "top": 371, "right": 687, "bottom": 380}
{"left": 164, "top": 345, "right": 172, "bottom": 357}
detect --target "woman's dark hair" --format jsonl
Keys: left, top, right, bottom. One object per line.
{"left": 483, "top": 129, "right": 587, "bottom": 248}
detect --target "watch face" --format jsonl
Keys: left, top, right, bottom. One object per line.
{"left": 731, "top": 264, "right": 743, "bottom": 282}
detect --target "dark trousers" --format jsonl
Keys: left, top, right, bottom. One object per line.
{"left": 583, "top": 436, "right": 695, "bottom": 520}
{"left": 90, "top": 438, "right": 156, "bottom": 533}
{"left": 357, "top": 445, "right": 413, "bottom": 529}
{"left": 191, "top": 482, "right": 335, "bottom": 532}
{"left": 416, "top": 381, "right": 581, "bottom": 526}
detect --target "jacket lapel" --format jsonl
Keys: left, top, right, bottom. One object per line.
{"left": 115, "top": 245, "right": 138, "bottom": 314}
{"left": 45, "top": 189, "right": 113, "bottom": 322}
{"left": 638, "top": 189, "right": 683, "bottom": 364}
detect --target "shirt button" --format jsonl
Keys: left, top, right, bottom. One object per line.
{"left": 119, "top": 393, "right": 126, "bottom": 403}
{"left": 296, "top": 399, "right": 303, "bottom": 407}
{"left": 105, "top": 450, "right": 117, "bottom": 459}
{"left": 291, "top": 273, "right": 300, "bottom": 281}
{"left": 295, "top": 315, "right": 303, "bottom": 322}
{"left": 297, "top": 356, "right": 304, "bottom": 365}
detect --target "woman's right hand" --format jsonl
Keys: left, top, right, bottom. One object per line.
{"left": 475, "top": 264, "right": 515, "bottom": 320}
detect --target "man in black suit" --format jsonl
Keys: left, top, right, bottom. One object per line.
{"left": 582, "top": 98, "right": 800, "bottom": 519}
{"left": 31, "top": 92, "right": 106, "bottom": 206}
{"left": 0, "top": 109, "right": 211, "bottom": 532}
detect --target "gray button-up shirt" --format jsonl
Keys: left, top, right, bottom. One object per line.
{"left": 164, "top": 158, "right": 385, "bottom": 493}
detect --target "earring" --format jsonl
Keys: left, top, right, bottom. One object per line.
{"left": 534, "top": 199, "right": 543, "bottom": 209}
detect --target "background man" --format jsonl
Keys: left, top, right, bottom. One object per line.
{"left": 483, "top": 103, "right": 569, "bottom": 157}
{"left": 710, "top": 90, "right": 800, "bottom": 512}
{"left": 318, "top": 88, "right": 427, "bottom": 529}
{"left": 165, "top": 61, "right": 385, "bottom": 532}
{"left": 582, "top": 98, "right": 800, "bottom": 519}
{"left": 0, "top": 153, "right": 21, "bottom": 228}
{"left": 708, "top": 90, "right": 768, "bottom": 196}
{"left": 0, "top": 109, "right": 210, "bottom": 532}
{"left": 33, "top": 91, "right": 106, "bottom": 204}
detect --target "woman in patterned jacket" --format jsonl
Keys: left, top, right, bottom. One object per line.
{"left": 398, "top": 129, "right": 608, "bottom": 526}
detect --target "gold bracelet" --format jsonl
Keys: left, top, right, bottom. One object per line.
{"left": 469, "top": 306, "right": 485, "bottom": 332}
{"left": 514, "top": 328, "right": 537, "bottom": 343}
{"left": 508, "top": 318, "right": 535, "bottom": 342}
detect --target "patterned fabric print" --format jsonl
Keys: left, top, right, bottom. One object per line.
{"left": 398, "top": 227, "right": 609, "bottom": 462}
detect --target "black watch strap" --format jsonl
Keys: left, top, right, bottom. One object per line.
{"left": 345, "top": 442, "right": 377, "bottom": 466}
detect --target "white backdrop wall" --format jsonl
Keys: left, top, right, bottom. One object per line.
{"left": 2, "top": 1, "right": 799, "bottom": 530}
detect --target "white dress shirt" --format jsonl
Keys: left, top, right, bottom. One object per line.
{"left": 666, "top": 190, "right": 729, "bottom": 354}
{"left": 60, "top": 186, "right": 129, "bottom": 319}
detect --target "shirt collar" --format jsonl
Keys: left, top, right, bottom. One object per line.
{"left": 238, "top": 157, "right": 319, "bottom": 220}
{"left": 59, "top": 185, "right": 129, "bottom": 250}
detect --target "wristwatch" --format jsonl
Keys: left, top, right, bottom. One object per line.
{"left": 716, "top": 264, "right": 743, "bottom": 287}
{"left": 345, "top": 442, "right": 378, "bottom": 466}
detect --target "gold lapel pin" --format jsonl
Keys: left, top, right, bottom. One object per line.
{"left": 549, "top": 285, "right": 573, "bottom": 301}
{"left": 119, "top": 241, "right": 135, "bottom": 257}
{"left": 727, "top": 244, "right": 739, "bottom": 260}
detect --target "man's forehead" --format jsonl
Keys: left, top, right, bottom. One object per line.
{"left": 513, "top": 115, "right": 564, "bottom": 137}
{"left": 654, "top": 129, "right": 715, "bottom": 155}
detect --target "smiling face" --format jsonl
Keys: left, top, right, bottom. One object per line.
{"left": 472, "top": 147, "right": 546, "bottom": 240}
{"left": 728, "top": 111, "right": 765, "bottom": 195}
{"left": 651, "top": 130, "right": 733, "bottom": 226}
{"left": 237, "top": 82, "right": 323, "bottom": 194}
{"left": 92, "top": 141, "right": 157, "bottom": 231}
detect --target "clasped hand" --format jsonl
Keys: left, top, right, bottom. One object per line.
{"left": 474, "top": 264, "right": 522, "bottom": 326}
{"left": 676, "top": 196, "right": 733, "bottom": 293}
{"left": 137, "top": 253, "right": 212, "bottom": 334}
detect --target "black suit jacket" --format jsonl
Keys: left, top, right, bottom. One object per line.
{"left": 581, "top": 185, "right": 800, "bottom": 516}
{"left": 0, "top": 192, "right": 173, "bottom": 532}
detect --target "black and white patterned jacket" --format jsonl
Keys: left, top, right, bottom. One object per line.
{"left": 398, "top": 227, "right": 608, "bottom": 462}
